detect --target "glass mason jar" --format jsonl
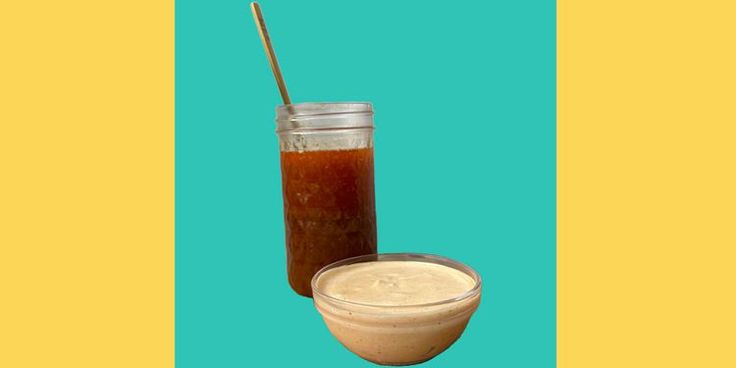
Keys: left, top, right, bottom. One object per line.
{"left": 276, "top": 102, "right": 378, "bottom": 297}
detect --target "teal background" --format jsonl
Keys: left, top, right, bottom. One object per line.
{"left": 176, "top": 0, "right": 555, "bottom": 366}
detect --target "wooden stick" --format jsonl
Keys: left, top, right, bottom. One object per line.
{"left": 250, "top": 2, "right": 291, "bottom": 105}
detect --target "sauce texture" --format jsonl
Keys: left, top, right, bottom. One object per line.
{"left": 280, "top": 148, "right": 377, "bottom": 296}
{"left": 316, "top": 261, "right": 476, "bottom": 306}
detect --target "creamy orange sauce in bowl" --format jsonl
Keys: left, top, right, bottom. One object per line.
{"left": 312, "top": 253, "right": 482, "bottom": 366}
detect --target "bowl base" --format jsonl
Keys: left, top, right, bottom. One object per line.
{"left": 362, "top": 356, "right": 436, "bottom": 366}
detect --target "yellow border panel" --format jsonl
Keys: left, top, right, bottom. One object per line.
{"left": 0, "top": 1, "right": 174, "bottom": 367}
{"left": 559, "top": 1, "right": 736, "bottom": 367}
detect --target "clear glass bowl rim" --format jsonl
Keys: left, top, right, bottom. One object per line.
{"left": 311, "top": 253, "right": 483, "bottom": 309}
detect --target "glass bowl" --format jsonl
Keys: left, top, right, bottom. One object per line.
{"left": 311, "top": 253, "right": 482, "bottom": 366}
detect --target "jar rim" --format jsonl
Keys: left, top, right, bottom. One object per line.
{"left": 276, "top": 102, "right": 374, "bottom": 133}
{"left": 276, "top": 102, "right": 373, "bottom": 121}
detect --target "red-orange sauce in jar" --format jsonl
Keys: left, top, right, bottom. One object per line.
{"left": 280, "top": 147, "right": 377, "bottom": 296}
